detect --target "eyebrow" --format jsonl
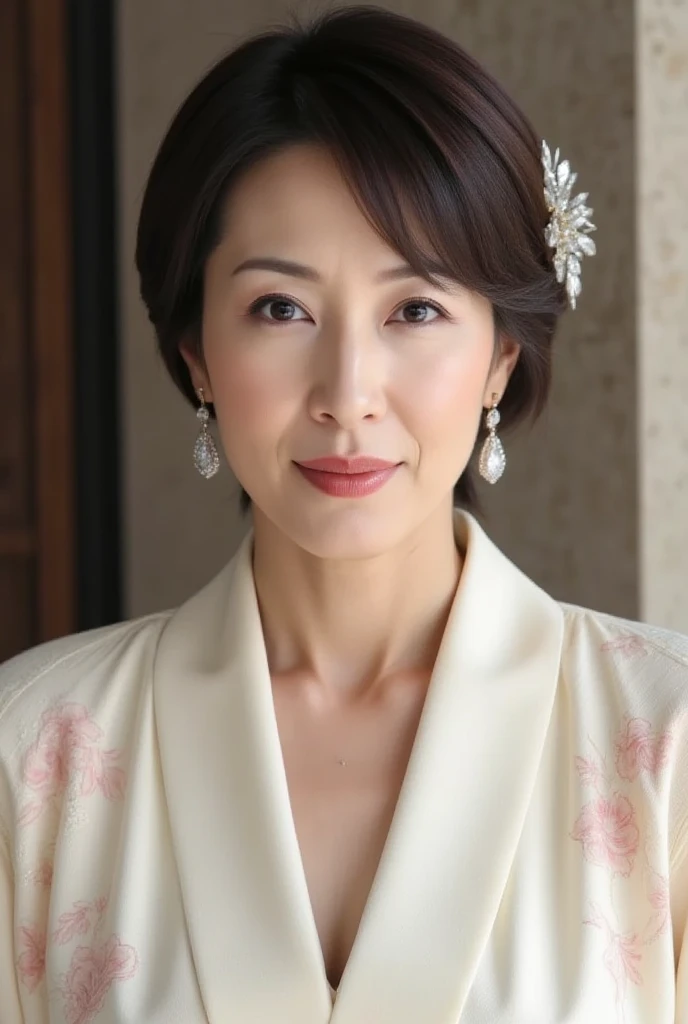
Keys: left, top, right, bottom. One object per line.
{"left": 231, "top": 256, "right": 456, "bottom": 293}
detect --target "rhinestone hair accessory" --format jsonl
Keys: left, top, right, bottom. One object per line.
{"left": 541, "top": 141, "right": 597, "bottom": 310}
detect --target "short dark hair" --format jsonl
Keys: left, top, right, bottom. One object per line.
{"left": 135, "top": 4, "right": 568, "bottom": 515}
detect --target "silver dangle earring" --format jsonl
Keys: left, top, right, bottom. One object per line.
{"left": 478, "top": 393, "right": 506, "bottom": 484}
{"left": 193, "top": 388, "right": 220, "bottom": 479}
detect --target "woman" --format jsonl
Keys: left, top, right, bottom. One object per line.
{"left": 1, "top": 5, "right": 687, "bottom": 1022}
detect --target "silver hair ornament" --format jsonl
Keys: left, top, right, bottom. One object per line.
{"left": 541, "top": 141, "right": 596, "bottom": 310}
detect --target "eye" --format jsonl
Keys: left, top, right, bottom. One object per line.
{"left": 390, "top": 298, "right": 447, "bottom": 325}
{"left": 245, "top": 294, "right": 449, "bottom": 326}
{"left": 246, "top": 294, "right": 310, "bottom": 323}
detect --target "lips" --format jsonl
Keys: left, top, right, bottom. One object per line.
{"left": 295, "top": 456, "right": 400, "bottom": 474}
{"left": 295, "top": 459, "right": 400, "bottom": 498}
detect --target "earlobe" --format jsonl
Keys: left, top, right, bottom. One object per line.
{"left": 178, "top": 339, "right": 213, "bottom": 404}
{"left": 484, "top": 340, "right": 520, "bottom": 405}
{"left": 190, "top": 376, "right": 212, "bottom": 403}
{"left": 483, "top": 389, "right": 500, "bottom": 412}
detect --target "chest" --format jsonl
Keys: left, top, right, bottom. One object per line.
{"left": 271, "top": 674, "right": 428, "bottom": 989}
{"left": 12, "top": 679, "right": 679, "bottom": 1023}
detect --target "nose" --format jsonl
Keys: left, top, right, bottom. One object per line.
{"left": 307, "top": 326, "right": 387, "bottom": 429}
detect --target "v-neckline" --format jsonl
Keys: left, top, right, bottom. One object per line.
{"left": 152, "top": 510, "right": 564, "bottom": 1023}
{"left": 266, "top": 626, "right": 458, "bottom": 999}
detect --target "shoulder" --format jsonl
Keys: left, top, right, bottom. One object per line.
{"left": 559, "top": 601, "right": 688, "bottom": 672}
{"left": 0, "top": 611, "right": 172, "bottom": 726}
{"left": 558, "top": 601, "right": 688, "bottom": 748}
{"left": 0, "top": 613, "right": 172, "bottom": 828}
{"left": 559, "top": 603, "right": 688, "bottom": 863}
{"left": 557, "top": 602, "right": 688, "bottom": 766}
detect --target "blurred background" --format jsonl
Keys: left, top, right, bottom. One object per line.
{"left": 1, "top": 0, "right": 687, "bottom": 663}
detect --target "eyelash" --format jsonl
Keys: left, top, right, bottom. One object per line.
{"left": 245, "top": 293, "right": 450, "bottom": 327}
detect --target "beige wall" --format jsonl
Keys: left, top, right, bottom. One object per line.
{"left": 118, "top": 0, "right": 252, "bottom": 615}
{"left": 117, "top": 0, "right": 686, "bottom": 629}
{"left": 447, "top": 0, "right": 637, "bottom": 616}
{"left": 638, "top": 0, "right": 688, "bottom": 631}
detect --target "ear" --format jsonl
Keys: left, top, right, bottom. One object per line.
{"left": 179, "top": 338, "right": 213, "bottom": 404}
{"left": 483, "top": 336, "right": 521, "bottom": 407}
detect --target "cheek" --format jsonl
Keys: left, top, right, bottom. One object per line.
{"left": 202, "top": 344, "right": 301, "bottom": 458}
{"left": 201, "top": 342, "right": 309, "bottom": 477}
{"left": 400, "top": 345, "right": 490, "bottom": 439}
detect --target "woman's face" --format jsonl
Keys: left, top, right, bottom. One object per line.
{"left": 181, "top": 143, "right": 520, "bottom": 559}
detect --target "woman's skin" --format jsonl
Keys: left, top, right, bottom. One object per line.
{"left": 180, "top": 141, "right": 521, "bottom": 988}
{"left": 181, "top": 142, "right": 520, "bottom": 703}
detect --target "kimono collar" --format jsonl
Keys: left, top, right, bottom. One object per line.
{"left": 153, "top": 509, "right": 564, "bottom": 1023}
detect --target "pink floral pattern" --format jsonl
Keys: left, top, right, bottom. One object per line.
{"left": 14, "top": 703, "right": 136, "bottom": 1016}
{"left": 642, "top": 870, "right": 671, "bottom": 945}
{"left": 28, "top": 859, "right": 54, "bottom": 889}
{"left": 571, "top": 793, "right": 639, "bottom": 877}
{"left": 18, "top": 703, "right": 126, "bottom": 827}
{"left": 614, "top": 718, "right": 673, "bottom": 782}
{"left": 571, "top": 712, "right": 674, "bottom": 1022}
{"left": 600, "top": 635, "right": 649, "bottom": 659}
{"left": 60, "top": 936, "right": 138, "bottom": 1024}
{"left": 19, "top": 893, "right": 138, "bottom": 1021}
{"left": 584, "top": 903, "right": 644, "bottom": 996}
{"left": 16, "top": 925, "right": 47, "bottom": 992}
{"left": 53, "top": 900, "right": 106, "bottom": 946}
{"left": 575, "top": 754, "right": 608, "bottom": 790}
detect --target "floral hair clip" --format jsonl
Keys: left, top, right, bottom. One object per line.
{"left": 541, "top": 141, "right": 597, "bottom": 309}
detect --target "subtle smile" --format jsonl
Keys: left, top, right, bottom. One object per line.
{"left": 294, "top": 456, "right": 402, "bottom": 498}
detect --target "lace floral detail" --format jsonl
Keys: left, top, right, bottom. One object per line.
{"left": 571, "top": 716, "right": 673, "bottom": 1022}
{"left": 18, "top": 703, "right": 127, "bottom": 828}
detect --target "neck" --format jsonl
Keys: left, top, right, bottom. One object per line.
{"left": 251, "top": 502, "right": 463, "bottom": 704}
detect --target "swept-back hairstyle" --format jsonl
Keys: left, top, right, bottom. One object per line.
{"left": 136, "top": 4, "right": 567, "bottom": 513}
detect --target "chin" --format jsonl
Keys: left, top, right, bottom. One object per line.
{"left": 276, "top": 504, "right": 409, "bottom": 562}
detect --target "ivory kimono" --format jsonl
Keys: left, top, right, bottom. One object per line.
{"left": 1, "top": 510, "right": 688, "bottom": 1023}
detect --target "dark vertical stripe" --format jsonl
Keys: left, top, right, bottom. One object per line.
{"left": 68, "top": 0, "right": 122, "bottom": 628}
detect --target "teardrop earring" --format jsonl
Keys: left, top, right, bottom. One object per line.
{"left": 478, "top": 393, "right": 506, "bottom": 484}
{"left": 193, "top": 388, "right": 220, "bottom": 479}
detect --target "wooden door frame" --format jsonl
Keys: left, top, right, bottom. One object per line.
{"left": 28, "top": 0, "right": 122, "bottom": 638}
{"left": 69, "top": 0, "right": 122, "bottom": 631}
{"left": 27, "top": 0, "right": 79, "bottom": 639}
{"left": 1, "top": 0, "right": 121, "bottom": 652}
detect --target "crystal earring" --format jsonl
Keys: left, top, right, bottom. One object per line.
{"left": 193, "top": 388, "right": 220, "bottom": 479}
{"left": 478, "top": 393, "right": 506, "bottom": 484}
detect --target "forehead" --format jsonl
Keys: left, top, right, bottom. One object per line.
{"left": 211, "top": 144, "right": 474, "bottom": 303}
{"left": 218, "top": 144, "right": 402, "bottom": 260}
{"left": 227, "top": 143, "right": 354, "bottom": 209}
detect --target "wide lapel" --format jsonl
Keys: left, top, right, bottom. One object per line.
{"left": 153, "top": 509, "right": 564, "bottom": 1024}
{"left": 153, "top": 530, "right": 334, "bottom": 1024}
{"left": 329, "top": 511, "right": 564, "bottom": 1023}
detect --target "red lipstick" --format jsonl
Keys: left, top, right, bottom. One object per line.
{"left": 294, "top": 456, "right": 401, "bottom": 497}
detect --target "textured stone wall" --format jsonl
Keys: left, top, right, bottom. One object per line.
{"left": 637, "top": 0, "right": 688, "bottom": 631}
{"left": 445, "top": 0, "right": 637, "bottom": 617}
